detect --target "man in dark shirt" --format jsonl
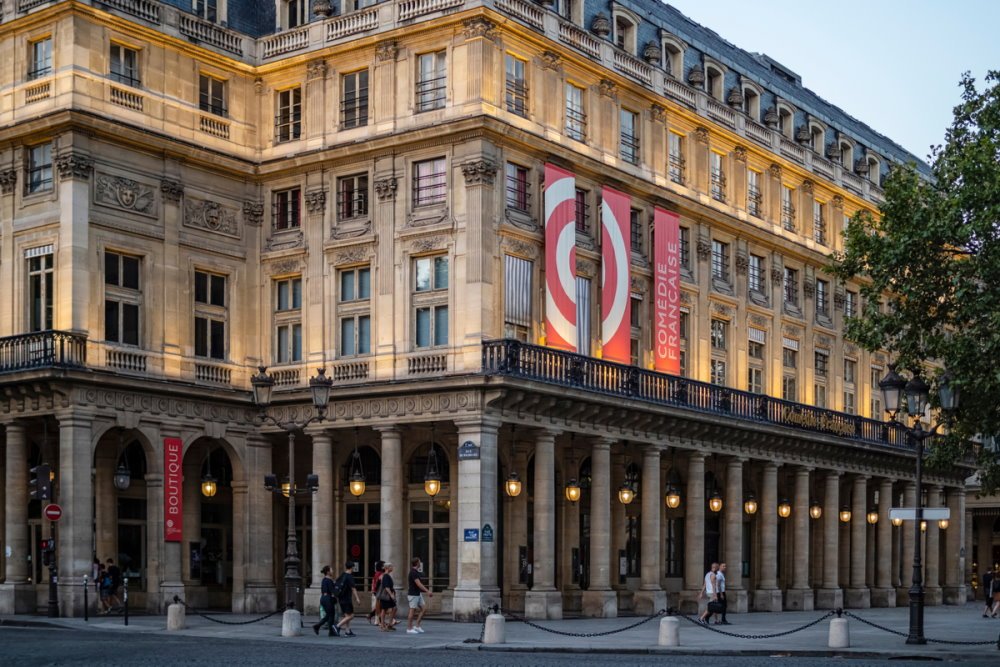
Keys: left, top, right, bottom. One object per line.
{"left": 984, "top": 569, "right": 996, "bottom": 617}
{"left": 106, "top": 558, "right": 123, "bottom": 610}
{"left": 406, "top": 557, "right": 433, "bottom": 634}
{"left": 335, "top": 561, "right": 361, "bottom": 637}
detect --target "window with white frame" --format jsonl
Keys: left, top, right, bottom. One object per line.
{"left": 194, "top": 0, "right": 217, "bottom": 22}
{"left": 26, "top": 143, "right": 53, "bottom": 194}
{"left": 705, "top": 64, "right": 724, "bottom": 100}
{"left": 747, "top": 169, "right": 762, "bottom": 217}
{"left": 844, "top": 358, "right": 857, "bottom": 414}
{"left": 711, "top": 240, "right": 730, "bottom": 282}
{"left": 274, "top": 276, "right": 302, "bottom": 364}
{"left": 413, "top": 256, "right": 448, "bottom": 348}
{"left": 27, "top": 247, "right": 54, "bottom": 332}
{"left": 781, "top": 185, "right": 795, "bottom": 231}
{"left": 337, "top": 173, "right": 368, "bottom": 221}
{"left": 615, "top": 16, "right": 636, "bottom": 53}
{"left": 412, "top": 158, "right": 446, "bottom": 207}
{"left": 845, "top": 290, "right": 857, "bottom": 318}
{"left": 813, "top": 201, "right": 827, "bottom": 245}
{"left": 110, "top": 44, "right": 140, "bottom": 87}
{"left": 104, "top": 251, "right": 142, "bottom": 346}
{"left": 870, "top": 366, "right": 883, "bottom": 417}
{"left": 194, "top": 270, "right": 227, "bottom": 360}
{"left": 339, "top": 266, "right": 371, "bottom": 357}
{"left": 341, "top": 69, "right": 369, "bottom": 129}
{"left": 783, "top": 267, "right": 799, "bottom": 307}
{"left": 620, "top": 109, "right": 639, "bottom": 164}
{"left": 748, "top": 327, "right": 765, "bottom": 394}
{"left": 504, "top": 255, "right": 532, "bottom": 341}
{"left": 710, "top": 318, "right": 727, "bottom": 351}
{"left": 565, "top": 83, "right": 586, "bottom": 141}
{"left": 576, "top": 276, "right": 591, "bottom": 355}
{"left": 275, "top": 87, "right": 302, "bottom": 143}
{"left": 505, "top": 54, "right": 528, "bottom": 117}
{"left": 815, "top": 278, "right": 830, "bottom": 319}
{"left": 710, "top": 152, "right": 726, "bottom": 202}
{"left": 199, "top": 74, "right": 227, "bottom": 116}
{"left": 748, "top": 254, "right": 765, "bottom": 293}
{"left": 416, "top": 51, "right": 446, "bottom": 112}
{"left": 28, "top": 37, "right": 52, "bottom": 80}
{"left": 285, "top": 0, "right": 307, "bottom": 29}
{"left": 272, "top": 187, "right": 301, "bottom": 230}
{"left": 782, "top": 337, "right": 798, "bottom": 401}
{"left": 505, "top": 162, "right": 530, "bottom": 212}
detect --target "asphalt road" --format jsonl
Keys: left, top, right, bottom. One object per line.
{"left": 1, "top": 628, "right": 997, "bottom": 667}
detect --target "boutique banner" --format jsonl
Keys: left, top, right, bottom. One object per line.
{"left": 544, "top": 164, "right": 577, "bottom": 351}
{"left": 164, "top": 437, "right": 183, "bottom": 542}
{"left": 653, "top": 208, "right": 682, "bottom": 374}
{"left": 600, "top": 186, "right": 631, "bottom": 364}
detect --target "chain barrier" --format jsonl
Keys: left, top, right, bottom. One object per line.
{"left": 465, "top": 604, "right": 665, "bottom": 642}
{"left": 842, "top": 610, "right": 1000, "bottom": 647}
{"left": 171, "top": 596, "right": 284, "bottom": 626}
{"left": 674, "top": 608, "right": 834, "bottom": 639}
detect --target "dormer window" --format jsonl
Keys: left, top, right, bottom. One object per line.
{"left": 285, "top": 0, "right": 307, "bottom": 29}
{"left": 867, "top": 156, "right": 881, "bottom": 186}
{"left": 662, "top": 38, "right": 684, "bottom": 79}
{"left": 810, "top": 124, "right": 825, "bottom": 154}
{"left": 706, "top": 65, "right": 724, "bottom": 101}
{"left": 777, "top": 105, "right": 793, "bottom": 139}
{"left": 742, "top": 86, "right": 760, "bottom": 120}
{"left": 615, "top": 16, "right": 636, "bottom": 54}
{"left": 838, "top": 140, "right": 853, "bottom": 168}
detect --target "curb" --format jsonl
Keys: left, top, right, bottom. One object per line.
{"left": 455, "top": 644, "right": 988, "bottom": 661}
{"left": 0, "top": 618, "right": 69, "bottom": 629}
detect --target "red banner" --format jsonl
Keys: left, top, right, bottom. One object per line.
{"left": 600, "top": 186, "right": 631, "bottom": 363}
{"left": 164, "top": 437, "right": 183, "bottom": 542}
{"left": 544, "top": 164, "right": 577, "bottom": 351}
{"left": 653, "top": 208, "right": 682, "bottom": 374}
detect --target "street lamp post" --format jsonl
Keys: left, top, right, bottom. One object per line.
{"left": 878, "top": 365, "right": 958, "bottom": 645}
{"left": 251, "top": 366, "right": 332, "bottom": 612}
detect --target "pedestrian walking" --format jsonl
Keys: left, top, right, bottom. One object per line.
{"left": 334, "top": 561, "right": 362, "bottom": 637}
{"left": 313, "top": 565, "right": 339, "bottom": 636}
{"left": 716, "top": 562, "right": 730, "bottom": 625}
{"left": 698, "top": 562, "right": 720, "bottom": 624}
{"left": 991, "top": 568, "right": 1000, "bottom": 618}
{"left": 983, "top": 568, "right": 995, "bottom": 618}
{"left": 368, "top": 560, "right": 385, "bottom": 626}
{"left": 106, "top": 558, "right": 123, "bottom": 611}
{"left": 377, "top": 563, "right": 398, "bottom": 631}
{"left": 406, "top": 557, "right": 433, "bottom": 634}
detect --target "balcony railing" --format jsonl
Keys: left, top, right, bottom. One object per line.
{"left": 482, "top": 339, "right": 911, "bottom": 451}
{"left": 0, "top": 331, "right": 87, "bottom": 373}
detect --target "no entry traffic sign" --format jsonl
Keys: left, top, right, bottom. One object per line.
{"left": 43, "top": 504, "right": 63, "bottom": 522}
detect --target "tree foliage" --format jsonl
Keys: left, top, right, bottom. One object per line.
{"left": 830, "top": 71, "right": 1000, "bottom": 492}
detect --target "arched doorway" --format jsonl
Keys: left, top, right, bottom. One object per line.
{"left": 341, "top": 444, "right": 381, "bottom": 591}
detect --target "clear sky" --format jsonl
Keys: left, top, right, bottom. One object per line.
{"left": 663, "top": 0, "right": 999, "bottom": 163}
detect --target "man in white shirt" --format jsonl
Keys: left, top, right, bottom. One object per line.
{"left": 716, "top": 562, "right": 730, "bottom": 625}
{"left": 698, "top": 562, "right": 719, "bottom": 624}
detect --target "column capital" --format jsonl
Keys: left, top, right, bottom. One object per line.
{"left": 726, "top": 456, "right": 747, "bottom": 466}
{"left": 453, "top": 415, "right": 503, "bottom": 432}
{"left": 591, "top": 439, "right": 612, "bottom": 453}
{"left": 535, "top": 427, "right": 561, "bottom": 440}
{"left": 762, "top": 460, "right": 779, "bottom": 471}
{"left": 144, "top": 473, "right": 163, "bottom": 486}
{"left": 641, "top": 446, "right": 661, "bottom": 460}
{"left": 305, "top": 426, "right": 332, "bottom": 439}
{"left": 231, "top": 481, "right": 249, "bottom": 494}
{"left": 246, "top": 432, "right": 272, "bottom": 448}
{"left": 594, "top": 436, "right": 617, "bottom": 448}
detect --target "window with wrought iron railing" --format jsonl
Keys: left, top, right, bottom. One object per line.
{"left": 199, "top": 74, "right": 226, "bottom": 117}
{"left": 620, "top": 109, "right": 639, "bottom": 164}
{"left": 747, "top": 170, "right": 762, "bottom": 217}
{"left": 341, "top": 70, "right": 369, "bottom": 129}
{"left": 272, "top": 188, "right": 301, "bottom": 230}
{"left": 629, "top": 209, "right": 643, "bottom": 255}
{"left": 711, "top": 240, "right": 730, "bottom": 281}
{"left": 783, "top": 267, "right": 799, "bottom": 306}
{"left": 710, "top": 152, "right": 726, "bottom": 202}
{"left": 505, "top": 55, "right": 528, "bottom": 117}
{"left": 813, "top": 201, "right": 827, "bottom": 245}
{"left": 505, "top": 163, "right": 530, "bottom": 212}
{"left": 416, "top": 52, "right": 446, "bottom": 112}
{"left": 845, "top": 290, "right": 857, "bottom": 318}
{"left": 412, "top": 158, "right": 446, "bottom": 207}
{"left": 668, "top": 132, "right": 685, "bottom": 184}
{"left": 574, "top": 189, "right": 590, "bottom": 234}
{"left": 337, "top": 174, "right": 369, "bottom": 220}
{"left": 679, "top": 227, "right": 690, "bottom": 269}
{"left": 815, "top": 279, "right": 829, "bottom": 318}
{"left": 566, "top": 84, "right": 586, "bottom": 141}
{"left": 748, "top": 254, "right": 765, "bottom": 293}
{"left": 781, "top": 186, "right": 795, "bottom": 231}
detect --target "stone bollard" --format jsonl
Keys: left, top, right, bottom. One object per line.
{"left": 166, "top": 603, "right": 186, "bottom": 631}
{"left": 282, "top": 608, "right": 303, "bottom": 637}
{"left": 658, "top": 617, "right": 680, "bottom": 646}
{"left": 828, "top": 617, "right": 850, "bottom": 648}
{"left": 483, "top": 613, "right": 506, "bottom": 644}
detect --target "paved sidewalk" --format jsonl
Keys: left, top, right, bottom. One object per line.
{"left": 3, "top": 602, "right": 999, "bottom": 659}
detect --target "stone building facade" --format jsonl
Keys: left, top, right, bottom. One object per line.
{"left": 0, "top": 0, "right": 975, "bottom": 620}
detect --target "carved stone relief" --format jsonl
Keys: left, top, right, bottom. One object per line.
{"left": 184, "top": 198, "right": 239, "bottom": 237}
{"left": 307, "top": 60, "right": 328, "bottom": 80}
{"left": 265, "top": 230, "right": 304, "bottom": 252}
{"left": 0, "top": 169, "right": 17, "bottom": 195}
{"left": 461, "top": 159, "right": 498, "bottom": 185}
{"left": 630, "top": 276, "right": 648, "bottom": 294}
{"left": 694, "top": 127, "right": 710, "bottom": 144}
{"left": 782, "top": 324, "right": 803, "bottom": 338}
{"left": 575, "top": 258, "right": 596, "bottom": 278}
{"left": 374, "top": 177, "right": 397, "bottom": 200}
{"left": 333, "top": 244, "right": 375, "bottom": 265}
{"left": 768, "top": 163, "right": 782, "bottom": 179}
{"left": 305, "top": 190, "right": 327, "bottom": 214}
{"left": 56, "top": 153, "right": 94, "bottom": 180}
{"left": 711, "top": 302, "right": 735, "bottom": 318}
{"left": 461, "top": 16, "right": 496, "bottom": 40}
{"left": 500, "top": 236, "right": 539, "bottom": 259}
{"left": 94, "top": 173, "right": 156, "bottom": 216}
{"left": 266, "top": 257, "right": 304, "bottom": 275}
{"left": 735, "top": 252, "right": 749, "bottom": 275}
{"left": 376, "top": 40, "right": 398, "bottom": 62}
{"left": 695, "top": 239, "right": 711, "bottom": 260}
{"left": 748, "top": 314, "right": 769, "bottom": 328}
{"left": 408, "top": 235, "right": 448, "bottom": 253}
{"left": 598, "top": 79, "right": 618, "bottom": 101}
{"left": 733, "top": 146, "right": 748, "bottom": 163}
{"left": 160, "top": 179, "right": 183, "bottom": 202}
{"left": 650, "top": 104, "right": 667, "bottom": 124}
{"left": 539, "top": 51, "right": 562, "bottom": 72}
{"left": 243, "top": 201, "right": 264, "bottom": 226}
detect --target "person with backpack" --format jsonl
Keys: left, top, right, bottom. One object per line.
{"left": 368, "top": 560, "right": 385, "bottom": 626}
{"left": 313, "top": 565, "right": 339, "bottom": 636}
{"left": 334, "top": 561, "right": 361, "bottom": 637}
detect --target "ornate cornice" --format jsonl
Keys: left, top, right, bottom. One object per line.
{"left": 374, "top": 177, "right": 397, "bottom": 200}
{"left": 56, "top": 153, "right": 93, "bottom": 181}
{"left": 0, "top": 169, "right": 18, "bottom": 195}
{"left": 461, "top": 159, "right": 498, "bottom": 186}
{"left": 305, "top": 189, "right": 327, "bottom": 214}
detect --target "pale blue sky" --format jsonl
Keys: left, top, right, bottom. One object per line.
{"left": 664, "top": 0, "right": 998, "bottom": 162}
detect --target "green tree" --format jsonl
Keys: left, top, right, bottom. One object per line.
{"left": 831, "top": 71, "right": 1000, "bottom": 492}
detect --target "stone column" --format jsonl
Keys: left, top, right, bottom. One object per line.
{"left": 681, "top": 452, "right": 706, "bottom": 613}
{"left": 846, "top": 476, "right": 870, "bottom": 608}
{"left": 378, "top": 427, "right": 404, "bottom": 576}
{"left": 897, "top": 482, "right": 916, "bottom": 605}
{"left": 57, "top": 414, "right": 94, "bottom": 616}
{"left": 0, "top": 422, "right": 32, "bottom": 613}
{"left": 303, "top": 430, "right": 334, "bottom": 614}
{"left": 943, "top": 487, "right": 967, "bottom": 604}
{"left": 231, "top": 480, "right": 248, "bottom": 612}
{"left": 723, "top": 457, "right": 747, "bottom": 612}
{"left": 816, "top": 472, "right": 843, "bottom": 609}
{"left": 504, "top": 445, "right": 529, "bottom": 612}
{"left": 94, "top": 449, "right": 118, "bottom": 568}
{"left": 242, "top": 433, "right": 276, "bottom": 612}
{"left": 785, "top": 466, "right": 813, "bottom": 610}
{"left": 525, "top": 429, "right": 561, "bottom": 619}
{"left": 871, "top": 478, "right": 896, "bottom": 607}
{"left": 634, "top": 447, "right": 665, "bottom": 615}
{"left": 581, "top": 439, "right": 617, "bottom": 617}
{"left": 143, "top": 473, "right": 165, "bottom": 613}
{"left": 156, "top": 428, "right": 185, "bottom": 611}
{"left": 924, "top": 485, "right": 943, "bottom": 605}
{"left": 755, "top": 462, "right": 782, "bottom": 611}
{"left": 54, "top": 151, "right": 94, "bottom": 333}
{"left": 452, "top": 418, "right": 501, "bottom": 621}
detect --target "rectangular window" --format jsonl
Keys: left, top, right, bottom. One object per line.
{"left": 272, "top": 188, "right": 301, "bottom": 230}
{"left": 629, "top": 209, "right": 643, "bottom": 255}
{"left": 414, "top": 306, "right": 448, "bottom": 347}
{"left": 194, "top": 0, "right": 218, "bottom": 22}
{"left": 339, "top": 315, "right": 371, "bottom": 356}
{"left": 748, "top": 254, "right": 765, "bottom": 293}
{"left": 505, "top": 163, "right": 530, "bottom": 212}
{"left": 782, "top": 347, "right": 797, "bottom": 369}
{"left": 337, "top": 174, "right": 369, "bottom": 220}
{"left": 413, "top": 255, "right": 448, "bottom": 348}
{"left": 274, "top": 277, "right": 302, "bottom": 364}
{"left": 679, "top": 226, "right": 690, "bottom": 270}
{"left": 814, "top": 350, "right": 829, "bottom": 378}
{"left": 338, "top": 266, "right": 371, "bottom": 356}
{"left": 28, "top": 251, "right": 54, "bottom": 332}
{"left": 844, "top": 358, "right": 857, "bottom": 385}
{"left": 782, "top": 375, "right": 797, "bottom": 401}
{"left": 710, "top": 359, "right": 727, "bottom": 386}
{"left": 843, "top": 388, "right": 856, "bottom": 414}
{"left": 505, "top": 54, "right": 528, "bottom": 117}
{"left": 104, "top": 251, "right": 141, "bottom": 346}
{"left": 414, "top": 256, "right": 448, "bottom": 292}
{"left": 576, "top": 276, "right": 591, "bottom": 355}
{"left": 26, "top": 143, "right": 53, "bottom": 194}
{"left": 275, "top": 87, "right": 302, "bottom": 143}
{"left": 668, "top": 132, "right": 685, "bottom": 184}
{"left": 710, "top": 152, "right": 726, "bottom": 202}
{"left": 711, "top": 240, "right": 730, "bottom": 281}
{"left": 814, "top": 383, "right": 827, "bottom": 409}
{"left": 199, "top": 74, "right": 226, "bottom": 116}
{"left": 783, "top": 267, "right": 799, "bottom": 306}
{"left": 28, "top": 38, "right": 52, "bottom": 80}
{"left": 845, "top": 290, "right": 857, "bottom": 318}
{"left": 110, "top": 44, "right": 140, "bottom": 87}
{"left": 504, "top": 255, "right": 533, "bottom": 341}
{"left": 416, "top": 51, "right": 446, "bottom": 112}
{"left": 679, "top": 309, "right": 689, "bottom": 377}
{"left": 710, "top": 319, "right": 727, "bottom": 351}
{"left": 413, "top": 158, "right": 447, "bottom": 207}
{"left": 339, "top": 266, "right": 371, "bottom": 303}
{"left": 747, "top": 169, "right": 762, "bottom": 217}
{"left": 341, "top": 70, "right": 369, "bottom": 129}
{"left": 565, "top": 84, "right": 586, "bottom": 141}
{"left": 816, "top": 279, "right": 829, "bottom": 318}
{"left": 870, "top": 367, "right": 883, "bottom": 417}
{"left": 748, "top": 341, "right": 764, "bottom": 362}
{"left": 781, "top": 185, "right": 795, "bottom": 231}
{"left": 286, "top": 0, "right": 307, "bottom": 28}
{"left": 748, "top": 366, "right": 764, "bottom": 394}
{"left": 813, "top": 201, "right": 827, "bottom": 245}
{"left": 574, "top": 189, "right": 590, "bottom": 234}
{"left": 194, "top": 270, "right": 227, "bottom": 360}
{"left": 620, "top": 109, "right": 639, "bottom": 164}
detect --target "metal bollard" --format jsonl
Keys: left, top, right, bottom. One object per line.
{"left": 123, "top": 578, "right": 129, "bottom": 626}
{"left": 83, "top": 576, "right": 89, "bottom": 622}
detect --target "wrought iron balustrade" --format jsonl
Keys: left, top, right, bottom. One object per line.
{"left": 0, "top": 331, "right": 87, "bottom": 372}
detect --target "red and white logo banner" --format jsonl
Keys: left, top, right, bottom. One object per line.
{"left": 600, "top": 186, "right": 631, "bottom": 364}
{"left": 544, "top": 164, "right": 577, "bottom": 351}
{"left": 653, "top": 208, "right": 682, "bottom": 374}
{"left": 164, "top": 437, "right": 183, "bottom": 542}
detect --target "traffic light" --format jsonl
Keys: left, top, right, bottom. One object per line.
{"left": 40, "top": 538, "right": 55, "bottom": 567}
{"left": 30, "top": 464, "right": 52, "bottom": 501}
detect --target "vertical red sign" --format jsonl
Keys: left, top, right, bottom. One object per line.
{"left": 653, "top": 208, "right": 681, "bottom": 374}
{"left": 600, "top": 186, "right": 631, "bottom": 363}
{"left": 544, "top": 164, "right": 577, "bottom": 351}
{"left": 164, "top": 437, "right": 183, "bottom": 542}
